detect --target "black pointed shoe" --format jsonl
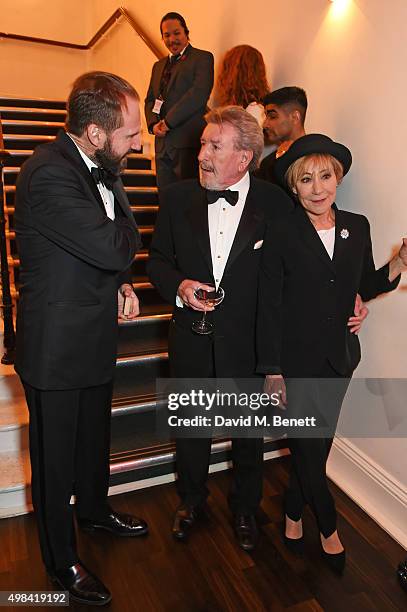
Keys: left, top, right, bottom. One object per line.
{"left": 283, "top": 533, "right": 305, "bottom": 555}
{"left": 172, "top": 505, "right": 202, "bottom": 541}
{"left": 283, "top": 516, "right": 304, "bottom": 555}
{"left": 234, "top": 515, "right": 258, "bottom": 552}
{"left": 78, "top": 511, "right": 148, "bottom": 537}
{"left": 49, "top": 562, "right": 111, "bottom": 606}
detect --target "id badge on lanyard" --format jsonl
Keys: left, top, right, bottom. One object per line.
{"left": 152, "top": 98, "right": 164, "bottom": 115}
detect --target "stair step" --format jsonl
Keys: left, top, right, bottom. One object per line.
{"left": 109, "top": 438, "right": 289, "bottom": 489}
{"left": 0, "top": 106, "right": 66, "bottom": 122}
{"left": 3, "top": 134, "right": 55, "bottom": 150}
{"left": 117, "top": 313, "right": 171, "bottom": 356}
{"left": 0, "top": 449, "right": 31, "bottom": 492}
{"left": 112, "top": 391, "right": 166, "bottom": 417}
{"left": 121, "top": 169, "right": 156, "bottom": 187}
{"left": 2, "top": 119, "right": 64, "bottom": 136}
{"left": 113, "top": 351, "right": 169, "bottom": 400}
{"left": 0, "top": 96, "right": 66, "bottom": 110}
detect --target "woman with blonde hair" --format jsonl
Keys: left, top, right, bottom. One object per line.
{"left": 257, "top": 133, "right": 407, "bottom": 573}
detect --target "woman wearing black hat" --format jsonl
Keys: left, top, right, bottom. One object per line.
{"left": 256, "top": 134, "right": 407, "bottom": 573}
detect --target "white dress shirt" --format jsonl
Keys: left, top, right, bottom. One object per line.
{"left": 208, "top": 172, "right": 250, "bottom": 289}
{"left": 317, "top": 226, "right": 336, "bottom": 259}
{"left": 176, "top": 172, "right": 250, "bottom": 307}
{"left": 67, "top": 134, "right": 115, "bottom": 220}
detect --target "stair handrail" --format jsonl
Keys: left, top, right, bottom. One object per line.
{"left": 0, "top": 114, "right": 16, "bottom": 364}
{"left": 0, "top": 6, "right": 164, "bottom": 59}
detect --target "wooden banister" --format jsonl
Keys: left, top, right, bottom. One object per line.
{"left": 0, "top": 6, "right": 164, "bottom": 59}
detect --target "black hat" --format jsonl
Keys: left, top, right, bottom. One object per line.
{"left": 273, "top": 133, "right": 352, "bottom": 187}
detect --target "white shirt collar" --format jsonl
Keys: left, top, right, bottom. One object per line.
{"left": 226, "top": 172, "right": 250, "bottom": 195}
{"left": 67, "top": 132, "right": 97, "bottom": 172}
{"left": 169, "top": 44, "right": 189, "bottom": 58}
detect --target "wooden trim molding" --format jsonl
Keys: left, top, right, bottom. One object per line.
{"left": 0, "top": 7, "right": 164, "bottom": 59}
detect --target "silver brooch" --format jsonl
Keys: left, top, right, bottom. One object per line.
{"left": 340, "top": 228, "right": 349, "bottom": 239}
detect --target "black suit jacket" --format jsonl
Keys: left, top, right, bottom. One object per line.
{"left": 14, "top": 130, "right": 141, "bottom": 390}
{"left": 256, "top": 205, "right": 400, "bottom": 378}
{"left": 145, "top": 45, "right": 214, "bottom": 156}
{"left": 254, "top": 150, "right": 277, "bottom": 184}
{"left": 147, "top": 177, "right": 293, "bottom": 377}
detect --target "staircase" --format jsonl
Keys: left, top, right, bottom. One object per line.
{"left": 0, "top": 96, "right": 287, "bottom": 517}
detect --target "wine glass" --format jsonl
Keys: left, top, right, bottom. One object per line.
{"left": 191, "top": 287, "right": 225, "bottom": 335}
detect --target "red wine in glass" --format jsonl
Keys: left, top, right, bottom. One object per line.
{"left": 192, "top": 287, "right": 225, "bottom": 335}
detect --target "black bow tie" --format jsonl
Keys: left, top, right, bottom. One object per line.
{"left": 91, "top": 166, "right": 119, "bottom": 190}
{"left": 206, "top": 189, "right": 239, "bottom": 206}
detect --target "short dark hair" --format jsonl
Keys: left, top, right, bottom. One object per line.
{"left": 263, "top": 87, "right": 308, "bottom": 124}
{"left": 66, "top": 71, "right": 139, "bottom": 137}
{"left": 160, "top": 12, "right": 189, "bottom": 37}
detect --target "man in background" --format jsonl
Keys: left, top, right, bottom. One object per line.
{"left": 145, "top": 12, "right": 214, "bottom": 188}
{"left": 15, "top": 71, "right": 148, "bottom": 606}
{"left": 255, "top": 86, "right": 307, "bottom": 183}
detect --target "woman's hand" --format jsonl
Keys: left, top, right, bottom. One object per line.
{"left": 347, "top": 293, "right": 369, "bottom": 334}
{"left": 264, "top": 374, "right": 287, "bottom": 408}
{"left": 388, "top": 237, "right": 407, "bottom": 281}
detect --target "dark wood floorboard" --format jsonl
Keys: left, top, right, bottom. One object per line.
{"left": 0, "top": 457, "right": 406, "bottom": 611}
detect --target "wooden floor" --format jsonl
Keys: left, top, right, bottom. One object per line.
{"left": 0, "top": 457, "right": 406, "bottom": 611}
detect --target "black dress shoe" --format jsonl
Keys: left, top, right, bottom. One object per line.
{"left": 78, "top": 511, "right": 148, "bottom": 537}
{"left": 172, "top": 505, "right": 202, "bottom": 541}
{"left": 49, "top": 562, "right": 111, "bottom": 606}
{"left": 397, "top": 559, "right": 407, "bottom": 591}
{"left": 234, "top": 515, "right": 258, "bottom": 551}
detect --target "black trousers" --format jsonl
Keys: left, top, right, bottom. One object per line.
{"left": 284, "top": 362, "right": 350, "bottom": 537}
{"left": 176, "top": 437, "right": 264, "bottom": 513}
{"left": 155, "top": 146, "right": 200, "bottom": 189}
{"left": 169, "top": 329, "right": 263, "bottom": 515}
{"left": 23, "top": 380, "right": 113, "bottom": 572}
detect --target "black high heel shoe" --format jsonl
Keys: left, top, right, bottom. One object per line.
{"left": 321, "top": 548, "right": 346, "bottom": 574}
{"left": 284, "top": 533, "right": 305, "bottom": 555}
{"left": 283, "top": 516, "right": 304, "bottom": 556}
{"left": 320, "top": 533, "right": 346, "bottom": 574}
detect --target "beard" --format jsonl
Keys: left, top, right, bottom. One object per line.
{"left": 93, "top": 136, "right": 128, "bottom": 174}
{"left": 199, "top": 166, "right": 219, "bottom": 190}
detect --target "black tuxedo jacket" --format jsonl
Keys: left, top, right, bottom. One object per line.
{"left": 145, "top": 45, "right": 214, "bottom": 155}
{"left": 147, "top": 177, "right": 293, "bottom": 377}
{"left": 256, "top": 205, "right": 400, "bottom": 378}
{"left": 14, "top": 130, "right": 141, "bottom": 390}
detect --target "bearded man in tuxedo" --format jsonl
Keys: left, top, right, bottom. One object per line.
{"left": 15, "top": 71, "right": 148, "bottom": 606}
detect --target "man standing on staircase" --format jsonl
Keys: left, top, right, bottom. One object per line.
{"left": 148, "top": 106, "right": 293, "bottom": 552}
{"left": 145, "top": 12, "right": 214, "bottom": 188}
{"left": 14, "top": 71, "right": 148, "bottom": 607}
